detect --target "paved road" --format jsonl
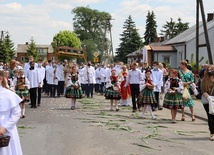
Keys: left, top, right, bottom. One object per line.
{"left": 18, "top": 94, "right": 214, "bottom": 155}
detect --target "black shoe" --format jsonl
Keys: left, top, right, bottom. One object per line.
{"left": 29, "top": 103, "right": 31, "bottom": 105}
{"left": 34, "top": 106, "right": 37, "bottom": 108}
{"left": 116, "top": 108, "right": 119, "bottom": 112}
{"left": 30, "top": 106, "right": 33, "bottom": 108}
{"left": 158, "top": 107, "right": 163, "bottom": 110}
{"left": 37, "top": 104, "right": 40, "bottom": 107}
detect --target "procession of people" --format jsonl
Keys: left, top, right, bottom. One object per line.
{"left": 1, "top": 55, "right": 214, "bottom": 155}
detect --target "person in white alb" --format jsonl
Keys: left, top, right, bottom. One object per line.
{"left": 82, "top": 61, "right": 96, "bottom": 98}
{"left": 151, "top": 61, "right": 163, "bottom": 111}
{"left": 27, "top": 61, "right": 41, "bottom": 108}
{"left": 37, "top": 59, "right": 45, "bottom": 106}
{"left": 56, "top": 62, "right": 65, "bottom": 97}
{"left": 95, "top": 64, "right": 102, "bottom": 93}
{"left": 46, "top": 62, "right": 57, "bottom": 98}
{"left": 124, "top": 62, "right": 143, "bottom": 112}
{"left": 0, "top": 70, "right": 23, "bottom": 155}
{"left": 24, "top": 56, "right": 38, "bottom": 77}
{"left": 100, "top": 65, "right": 108, "bottom": 95}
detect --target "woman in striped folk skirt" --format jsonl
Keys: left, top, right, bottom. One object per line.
{"left": 163, "top": 69, "right": 184, "bottom": 123}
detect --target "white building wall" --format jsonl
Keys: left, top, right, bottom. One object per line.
{"left": 153, "top": 52, "right": 178, "bottom": 68}
{"left": 186, "top": 26, "right": 214, "bottom": 64}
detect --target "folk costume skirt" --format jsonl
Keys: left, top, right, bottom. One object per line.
{"left": 65, "top": 86, "right": 82, "bottom": 99}
{"left": 163, "top": 92, "right": 183, "bottom": 109}
{"left": 138, "top": 88, "right": 156, "bottom": 105}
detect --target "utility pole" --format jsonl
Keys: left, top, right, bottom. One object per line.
{"left": 101, "top": 18, "right": 114, "bottom": 64}
{"left": 196, "top": 0, "right": 213, "bottom": 72}
{"left": 107, "top": 19, "right": 114, "bottom": 57}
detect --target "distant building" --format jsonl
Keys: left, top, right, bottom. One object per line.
{"left": 164, "top": 13, "right": 214, "bottom": 65}
{"left": 16, "top": 42, "right": 56, "bottom": 62}
{"left": 127, "top": 13, "right": 214, "bottom": 68}
{"left": 127, "top": 44, "right": 177, "bottom": 68}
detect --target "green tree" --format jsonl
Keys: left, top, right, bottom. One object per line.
{"left": 72, "top": 6, "right": 112, "bottom": 61}
{"left": 52, "top": 30, "right": 81, "bottom": 61}
{"left": 4, "top": 33, "right": 16, "bottom": 61}
{"left": 176, "top": 18, "right": 189, "bottom": 34}
{"left": 115, "top": 15, "right": 143, "bottom": 63}
{"left": 0, "top": 40, "right": 7, "bottom": 63}
{"left": 26, "top": 37, "right": 39, "bottom": 62}
{"left": 52, "top": 30, "right": 81, "bottom": 49}
{"left": 144, "top": 11, "right": 157, "bottom": 45}
{"left": 161, "top": 18, "right": 189, "bottom": 39}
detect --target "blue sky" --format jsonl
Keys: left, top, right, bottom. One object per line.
{"left": 0, "top": 0, "right": 213, "bottom": 52}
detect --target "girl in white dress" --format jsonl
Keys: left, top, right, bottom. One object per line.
{"left": 0, "top": 70, "right": 23, "bottom": 155}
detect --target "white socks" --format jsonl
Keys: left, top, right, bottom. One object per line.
{"left": 142, "top": 105, "right": 156, "bottom": 119}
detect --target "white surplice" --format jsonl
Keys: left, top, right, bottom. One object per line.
{"left": 0, "top": 86, "right": 23, "bottom": 155}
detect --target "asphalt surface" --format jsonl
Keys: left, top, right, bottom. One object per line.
{"left": 18, "top": 93, "right": 214, "bottom": 155}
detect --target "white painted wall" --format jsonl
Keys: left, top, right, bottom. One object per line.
{"left": 186, "top": 26, "right": 214, "bottom": 64}
{"left": 153, "top": 52, "right": 178, "bottom": 68}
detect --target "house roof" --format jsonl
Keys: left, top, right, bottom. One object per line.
{"left": 164, "top": 19, "right": 214, "bottom": 45}
{"left": 126, "top": 45, "right": 151, "bottom": 57}
{"left": 16, "top": 44, "right": 54, "bottom": 53}
{"left": 126, "top": 45, "right": 176, "bottom": 57}
{"left": 150, "top": 45, "right": 176, "bottom": 51}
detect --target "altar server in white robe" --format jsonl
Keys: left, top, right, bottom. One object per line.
{"left": 82, "top": 61, "right": 96, "bottom": 98}
{"left": 27, "top": 61, "right": 41, "bottom": 108}
{"left": 0, "top": 70, "right": 23, "bottom": 155}
{"left": 56, "top": 62, "right": 65, "bottom": 97}
{"left": 24, "top": 55, "right": 38, "bottom": 77}
{"left": 37, "top": 59, "right": 46, "bottom": 106}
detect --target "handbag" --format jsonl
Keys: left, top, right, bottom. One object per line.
{"left": 0, "top": 135, "right": 10, "bottom": 147}
{"left": 182, "top": 87, "right": 191, "bottom": 101}
{"left": 180, "top": 70, "right": 197, "bottom": 95}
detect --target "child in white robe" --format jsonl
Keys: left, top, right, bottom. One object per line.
{"left": 0, "top": 70, "right": 23, "bottom": 155}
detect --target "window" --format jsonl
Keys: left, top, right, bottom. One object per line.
{"left": 51, "top": 57, "right": 55, "bottom": 61}
{"left": 163, "top": 55, "right": 171, "bottom": 64}
{"left": 21, "top": 56, "right": 26, "bottom": 62}
{"left": 38, "top": 48, "right": 48, "bottom": 56}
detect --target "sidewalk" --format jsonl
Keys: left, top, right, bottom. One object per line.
{"left": 160, "top": 98, "right": 207, "bottom": 121}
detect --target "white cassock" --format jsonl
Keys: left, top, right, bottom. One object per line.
{"left": 46, "top": 66, "right": 58, "bottom": 85}
{"left": 100, "top": 67, "right": 108, "bottom": 83}
{"left": 24, "top": 62, "right": 38, "bottom": 77}
{"left": 82, "top": 66, "right": 96, "bottom": 84}
{"left": 95, "top": 68, "right": 102, "bottom": 84}
{"left": 27, "top": 68, "right": 40, "bottom": 89}
{"left": 56, "top": 65, "right": 65, "bottom": 82}
{"left": 37, "top": 66, "right": 46, "bottom": 87}
{"left": 0, "top": 86, "right": 23, "bottom": 155}
{"left": 78, "top": 67, "right": 86, "bottom": 85}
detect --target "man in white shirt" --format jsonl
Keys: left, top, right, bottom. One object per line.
{"left": 37, "top": 59, "right": 45, "bottom": 106}
{"left": 27, "top": 61, "right": 41, "bottom": 108}
{"left": 151, "top": 61, "right": 163, "bottom": 111}
{"left": 125, "top": 62, "right": 143, "bottom": 112}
